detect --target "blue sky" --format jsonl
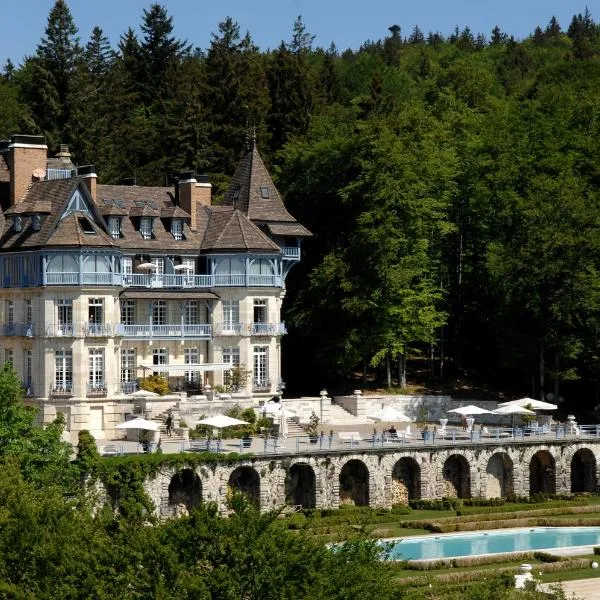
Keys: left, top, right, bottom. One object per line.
{"left": 2, "top": 0, "right": 599, "bottom": 65}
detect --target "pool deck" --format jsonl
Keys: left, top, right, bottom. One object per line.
{"left": 539, "top": 578, "right": 600, "bottom": 599}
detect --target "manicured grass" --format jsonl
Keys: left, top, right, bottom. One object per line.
{"left": 539, "top": 566, "right": 600, "bottom": 583}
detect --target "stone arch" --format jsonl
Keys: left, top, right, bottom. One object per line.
{"left": 228, "top": 466, "right": 260, "bottom": 508}
{"left": 339, "top": 459, "right": 369, "bottom": 506}
{"left": 285, "top": 463, "right": 316, "bottom": 508}
{"left": 392, "top": 457, "right": 421, "bottom": 503}
{"left": 571, "top": 448, "right": 597, "bottom": 493}
{"left": 442, "top": 454, "right": 471, "bottom": 498}
{"left": 530, "top": 450, "right": 556, "bottom": 495}
{"left": 168, "top": 468, "right": 202, "bottom": 516}
{"left": 485, "top": 453, "right": 514, "bottom": 498}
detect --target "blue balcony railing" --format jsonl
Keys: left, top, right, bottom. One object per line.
{"left": 3, "top": 323, "right": 34, "bottom": 336}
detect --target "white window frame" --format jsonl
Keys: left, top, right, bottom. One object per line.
{"left": 55, "top": 350, "right": 73, "bottom": 390}
{"left": 25, "top": 299, "right": 32, "bottom": 324}
{"left": 140, "top": 217, "right": 153, "bottom": 240}
{"left": 4, "top": 348, "right": 13, "bottom": 366}
{"left": 108, "top": 217, "right": 121, "bottom": 239}
{"left": 184, "top": 348, "right": 199, "bottom": 383}
{"left": 152, "top": 300, "right": 166, "bottom": 325}
{"left": 253, "top": 346, "right": 268, "bottom": 387}
{"left": 88, "top": 348, "right": 105, "bottom": 389}
{"left": 120, "top": 348, "right": 136, "bottom": 383}
{"left": 171, "top": 219, "right": 183, "bottom": 240}
{"left": 5, "top": 300, "right": 13, "bottom": 325}
{"left": 152, "top": 348, "right": 168, "bottom": 378}
{"left": 223, "top": 300, "right": 240, "bottom": 333}
{"left": 223, "top": 346, "right": 240, "bottom": 367}
{"left": 121, "top": 299, "right": 135, "bottom": 325}
{"left": 185, "top": 300, "right": 198, "bottom": 325}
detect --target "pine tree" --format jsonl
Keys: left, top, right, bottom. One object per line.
{"left": 85, "top": 26, "right": 114, "bottom": 76}
{"left": 20, "top": 0, "right": 82, "bottom": 148}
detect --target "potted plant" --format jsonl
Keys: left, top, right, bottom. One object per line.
{"left": 306, "top": 411, "right": 320, "bottom": 444}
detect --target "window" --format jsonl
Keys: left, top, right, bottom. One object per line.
{"left": 13, "top": 216, "right": 22, "bottom": 232}
{"left": 184, "top": 348, "right": 199, "bottom": 383}
{"left": 140, "top": 217, "right": 153, "bottom": 239}
{"left": 122, "top": 257, "right": 133, "bottom": 275}
{"left": 78, "top": 217, "right": 96, "bottom": 234}
{"left": 32, "top": 215, "right": 40, "bottom": 231}
{"left": 181, "top": 258, "right": 195, "bottom": 274}
{"left": 253, "top": 346, "right": 268, "bottom": 388}
{"left": 121, "top": 348, "right": 136, "bottom": 390}
{"left": 88, "top": 348, "right": 105, "bottom": 389}
{"left": 253, "top": 299, "right": 267, "bottom": 323}
{"left": 185, "top": 300, "right": 198, "bottom": 325}
{"left": 171, "top": 219, "right": 183, "bottom": 240}
{"left": 152, "top": 300, "right": 166, "bottom": 325}
{"left": 57, "top": 299, "right": 73, "bottom": 334}
{"left": 108, "top": 217, "right": 121, "bottom": 239}
{"left": 23, "top": 349, "right": 32, "bottom": 391}
{"left": 25, "top": 299, "right": 32, "bottom": 324}
{"left": 152, "top": 348, "right": 168, "bottom": 378}
{"left": 55, "top": 350, "right": 73, "bottom": 391}
{"left": 223, "top": 346, "right": 240, "bottom": 367}
{"left": 121, "top": 299, "right": 135, "bottom": 325}
{"left": 4, "top": 349, "right": 13, "bottom": 366}
{"left": 88, "top": 298, "right": 103, "bottom": 324}
{"left": 260, "top": 186, "right": 270, "bottom": 199}
{"left": 5, "top": 300, "right": 13, "bottom": 326}
{"left": 222, "top": 300, "right": 240, "bottom": 333}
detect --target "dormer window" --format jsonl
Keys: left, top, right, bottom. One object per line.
{"left": 79, "top": 217, "right": 96, "bottom": 234}
{"left": 171, "top": 219, "right": 183, "bottom": 240}
{"left": 32, "top": 215, "right": 41, "bottom": 231}
{"left": 260, "top": 186, "right": 270, "bottom": 199}
{"left": 108, "top": 217, "right": 122, "bottom": 239}
{"left": 140, "top": 217, "right": 153, "bottom": 240}
{"left": 13, "top": 216, "right": 22, "bottom": 232}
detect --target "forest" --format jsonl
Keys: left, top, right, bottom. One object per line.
{"left": 2, "top": 1, "right": 600, "bottom": 408}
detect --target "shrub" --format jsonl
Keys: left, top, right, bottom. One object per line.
{"left": 594, "top": 546, "right": 600, "bottom": 555}
{"left": 533, "top": 551, "right": 561, "bottom": 563}
{"left": 409, "top": 498, "right": 461, "bottom": 511}
{"left": 139, "top": 374, "right": 169, "bottom": 395}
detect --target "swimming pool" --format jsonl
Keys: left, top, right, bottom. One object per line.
{"left": 386, "top": 527, "right": 600, "bottom": 561}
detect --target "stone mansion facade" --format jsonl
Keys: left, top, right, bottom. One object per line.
{"left": 0, "top": 134, "right": 310, "bottom": 438}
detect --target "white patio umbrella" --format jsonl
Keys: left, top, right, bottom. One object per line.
{"left": 115, "top": 417, "right": 160, "bottom": 447}
{"left": 115, "top": 417, "right": 160, "bottom": 431}
{"left": 498, "top": 397, "right": 558, "bottom": 411}
{"left": 492, "top": 405, "right": 536, "bottom": 415}
{"left": 128, "top": 389, "right": 160, "bottom": 397}
{"left": 173, "top": 264, "right": 191, "bottom": 271}
{"left": 137, "top": 262, "right": 159, "bottom": 270}
{"left": 197, "top": 414, "right": 249, "bottom": 428}
{"left": 368, "top": 406, "right": 412, "bottom": 422}
{"left": 447, "top": 405, "right": 492, "bottom": 415}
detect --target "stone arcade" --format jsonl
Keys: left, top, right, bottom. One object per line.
{"left": 141, "top": 439, "right": 600, "bottom": 518}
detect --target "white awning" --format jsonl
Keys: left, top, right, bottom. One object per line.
{"left": 137, "top": 363, "right": 232, "bottom": 373}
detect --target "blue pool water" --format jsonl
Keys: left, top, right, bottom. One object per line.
{"left": 387, "top": 527, "right": 600, "bottom": 561}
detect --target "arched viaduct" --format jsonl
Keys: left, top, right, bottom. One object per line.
{"left": 141, "top": 440, "right": 600, "bottom": 519}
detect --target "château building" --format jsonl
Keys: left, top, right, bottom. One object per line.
{"left": 0, "top": 134, "right": 310, "bottom": 438}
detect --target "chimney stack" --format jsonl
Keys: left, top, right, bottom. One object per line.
{"left": 178, "top": 172, "right": 211, "bottom": 231}
{"left": 77, "top": 165, "right": 97, "bottom": 201}
{"left": 8, "top": 134, "right": 47, "bottom": 206}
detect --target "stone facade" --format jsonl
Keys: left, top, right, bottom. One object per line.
{"left": 139, "top": 439, "right": 600, "bottom": 518}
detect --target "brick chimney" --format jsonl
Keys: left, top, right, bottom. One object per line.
{"left": 77, "top": 165, "right": 97, "bottom": 201}
{"left": 178, "top": 172, "right": 211, "bottom": 231}
{"left": 8, "top": 134, "right": 47, "bottom": 206}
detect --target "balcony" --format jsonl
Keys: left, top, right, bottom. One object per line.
{"left": 51, "top": 383, "right": 73, "bottom": 397}
{"left": 46, "top": 324, "right": 76, "bottom": 337}
{"left": 3, "top": 323, "right": 35, "bottom": 337}
{"left": 283, "top": 246, "right": 301, "bottom": 260}
{"left": 253, "top": 380, "right": 271, "bottom": 393}
{"left": 84, "top": 322, "right": 113, "bottom": 337}
{"left": 44, "top": 272, "right": 285, "bottom": 289}
{"left": 87, "top": 382, "right": 107, "bottom": 397}
{"left": 46, "top": 168, "right": 74, "bottom": 180}
{"left": 251, "top": 322, "right": 287, "bottom": 336}
{"left": 121, "top": 323, "right": 212, "bottom": 339}
{"left": 120, "top": 382, "right": 138, "bottom": 394}
{"left": 213, "top": 322, "right": 287, "bottom": 336}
